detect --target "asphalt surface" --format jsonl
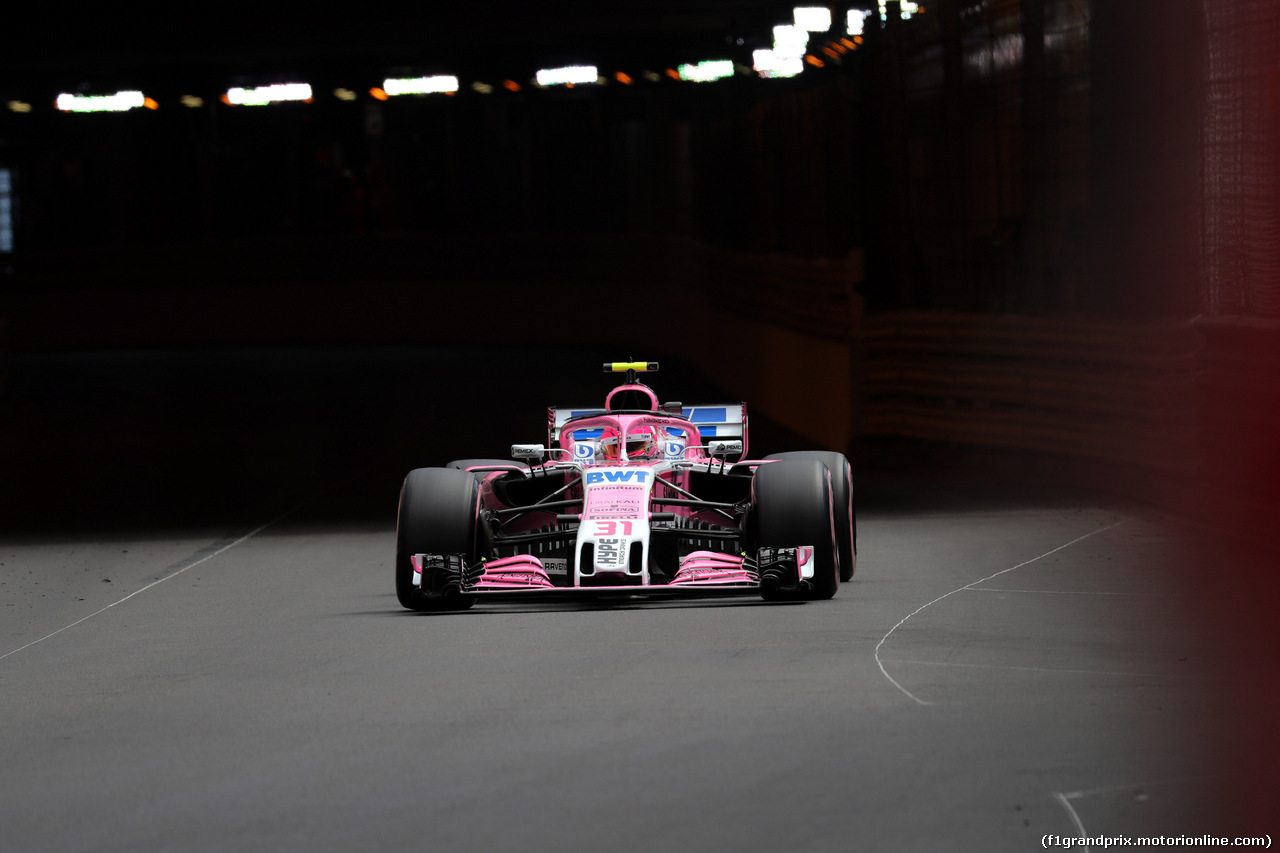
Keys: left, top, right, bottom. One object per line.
{"left": 1, "top": 346, "right": 1274, "bottom": 852}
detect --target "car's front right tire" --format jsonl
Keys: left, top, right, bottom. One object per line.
{"left": 395, "top": 467, "right": 480, "bottom": 612}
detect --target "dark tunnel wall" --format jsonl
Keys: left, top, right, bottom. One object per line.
{"left": 1, "top": 0, "right": 1277, "bottom": 494}
{"left": 0, "top": 75, "right": 865, "bottom": 274}
{"left": 1, "top": 0, "right": 1278, "bottom": 484}
{"left": 7, "top": 0, "right": 1273, "bottom": 323}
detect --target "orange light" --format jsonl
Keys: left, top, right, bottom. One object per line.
{"left": 304, "top": 97, "right": 314, "bottom": 103}
{"left": 220, "top": 93, "right": 231, "bottom": 105}
{"left": 823, "top": 46, "right": 840, "bottom": 59}
{"left": 853, "top": 35, "right": 863, "bottom": 44}
{"left": 143, "top": 97, "right": 159, "bottom": 110}
{"left": 503, "top": 79, "right": 521, "bottom": 92}
{"left": 805, "top": 55, "right": 825, "bottom": 67}
{"left": 840, "top": 38, "right": 855, "bottom": 48}
{"left": 664, "top": 68, "right": 680, "bottom": 80}
{"left": 369, "top": 87, "right": 389, "bottom": 101}
{"left": 615, "top": 72, "right": 633, "bottom": 85}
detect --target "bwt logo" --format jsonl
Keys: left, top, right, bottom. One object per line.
{"left": 575, "top": 444, "right": 595, "bottom": 460}
{"left": 586, "top": 470, "right": 650, "bottom": 485}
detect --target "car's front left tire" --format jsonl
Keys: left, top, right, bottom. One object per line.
{"left": 749, "top": 458, "right": 839, "bottom": 600}
{"left": 765, "top": 451, "right": 856, "bottom": 581}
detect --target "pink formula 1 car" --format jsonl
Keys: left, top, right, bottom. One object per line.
{"left": 395, "top": 362, "right": 855, "bottom": 611}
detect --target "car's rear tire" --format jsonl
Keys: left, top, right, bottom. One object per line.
{"left": 750, "top": 459, "right": 838, "bottom": 600}
{"left": 396, "top": 467, "right": 479, "bottom": 612}
{"left": 765, "top": 451, "right": 856, "bottom": 581}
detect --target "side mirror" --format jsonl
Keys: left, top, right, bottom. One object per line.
{"left": 511, "top": 444, "right": 546, "bottom": 461}
{"left": 709, "top": 440, "right": 743, "bottom": 458}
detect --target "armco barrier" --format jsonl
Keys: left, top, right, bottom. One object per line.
{"left": 698, "top": 246, "right": 863, "bottom": 341}
{"left": 856, "top": 313, "right": 1204, "bottom": 476}
{"left": 680, "top": 246, "right": 863, "bottom": 451}
{"left": 855, "top": 312, "right": 1280, "bottom": 533}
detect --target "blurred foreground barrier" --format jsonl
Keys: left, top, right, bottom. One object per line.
{"left": 1192, "top": 316, "right": 1280, "bottom": 522}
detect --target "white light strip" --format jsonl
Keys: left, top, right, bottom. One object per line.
{"left": 847, "top": 9, "right": 868, "bottom": 35}
{"left": 383, "top": 75, "right": 459, "bottom": 96}
{"left": 225, "top": 83, "right": 312, "bottom": 106}
{"left": 794, "top": 6, "right": 833, "bottom": 32}
{"left": 535, "top": 65, "right": 599, "bottom": 86}
{"left": 56, "top": 91, "right": 145, "bottom": 113}
{"left": 677, "top": 59, "right": 735, "bottom": 82}
{"left": 772, "top": 24, "right": 809, "bottom": 59}
{"left": 753, "top": 49, "right": 804, "bottom": 78}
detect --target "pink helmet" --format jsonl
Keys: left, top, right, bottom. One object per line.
{"left": 599, "top": 426, "right": 661, "bottom": 461}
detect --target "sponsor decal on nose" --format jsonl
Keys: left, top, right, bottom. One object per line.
{"left": 586, "top": 470, "right": 650, "bottom": 485}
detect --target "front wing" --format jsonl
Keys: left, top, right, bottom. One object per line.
{"left": 410, "top": 547, "right": 818, "bottom": 601}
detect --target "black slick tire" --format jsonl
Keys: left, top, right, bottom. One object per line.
{"left": 395, "top": 467, "right": 480, "bottom": 612}
{"left": 751, "top": 458, "right": 839, "bottom": 600}
{"left": 765, "top": 451, "right": 856, "bottom": 581}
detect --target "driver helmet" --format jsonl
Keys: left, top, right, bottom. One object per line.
{"left": 599, "top": 429, "right": 622, "bottom": 461}
{"left": 599, "top": 426, "right": 660, "bottom": 461}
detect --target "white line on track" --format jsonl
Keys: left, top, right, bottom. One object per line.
{"left": 0, "top": 513, "right": 288, "bottom": 663}
{"left": 1050, "top": 775, "right": 1215, "bottom": 852}
{"left": 0, "top": 447, "right": 393, "bottom": 664}
{"left": 874, "top": 520, "right": 1126, "bottom": 705}
{"left": 1059, "top": 775, "right": 1216, "bottom": 801}
{"left": 1053, "top": 791, "right": 1092, "bottom": 851}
